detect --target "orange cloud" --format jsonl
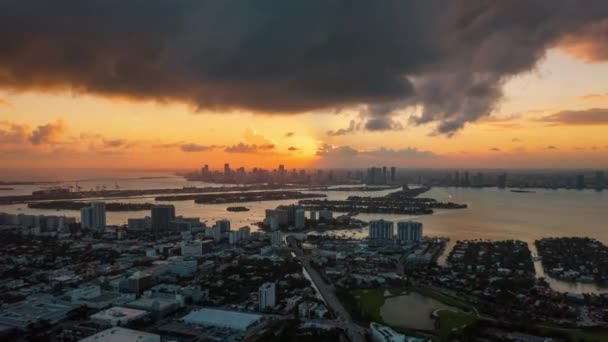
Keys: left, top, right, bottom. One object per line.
{"left": 29, "top": 119, "right": 66, "bottom": 145}
{"left": 180, "top": 144, "right": 221, "bottom": 152}
{"left": 559, "top": 19, "right": 608, "bottom": 63}
{"left": 578, "top": 93, "right": 608, "bottom": 102}
{"left": 0, "top": 121, "right": 30, "bottom": 144}
{"left": 224, "top": 143, "right": 275, "bottom": 154}
{"left": 0, "top": 98, "right": 15, "bottom": 110}
{"left": 539, "top": 108, "right": 608, "bottom": 125}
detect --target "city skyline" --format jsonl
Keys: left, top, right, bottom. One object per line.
{"left": 2, "top": 3, "right": 608, "bottom": 342}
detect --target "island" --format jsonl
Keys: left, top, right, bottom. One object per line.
{"left": 0, "top": 183, "right": 317, "bottom": 205}
{"left": 27, "top": 201, "right": 154, "bottom": 212}
{"left": 308, "top": 185, "right": 402, "bottom": 192}
{"left": 155, "top": 190, "right": 326, "bottom": 204}
{"left": 535, "top": 237, "right": 608, "bottom": 285}
{"left": 510, "top": 189, "right": 536, "bottom": 193}
{"left": 298, "top": 187, "right": 466, "bottom": 215}
{"left": 226, "top": 206, "right": 250, "bottom": 212}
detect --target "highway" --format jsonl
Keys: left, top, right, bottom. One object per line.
{"left": 289, "top": 239, "right": 367, "bottom": 342}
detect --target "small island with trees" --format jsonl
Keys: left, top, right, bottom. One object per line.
{"left": 226, "top": 206, "right": 250, "bottom": 212}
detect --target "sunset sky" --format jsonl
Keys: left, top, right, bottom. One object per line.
{"left": 1, "top": 1, "right": 607, "bottom": 170}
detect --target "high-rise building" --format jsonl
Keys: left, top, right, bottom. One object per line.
{"left": 295, "top": 208, "right": 306, "bottom": 229}
{"left": 390, "top": 167, "right": 396, "bottom": 182}
{"left": 382, "top": 166, "right": 387, "bottom": 183}
{"left": 212, "top": 226, "right": 222, "bottom": 242}
{"left": 269, "top": 216, "right": 279, "bottom": 231}
{"left": 228, "top": 231, "right": 240, "bottom": 244}
{"left": 80, "top": 207, "right": 93, "bottom": 229}
{"left": 80, "top": 202, "right": 105, "bottom": 230}
{"left": 472, "top": 172, "right": 484, "bottom": 187}
{"left": 369, "top": 219, "right": 394, "bottom": 240}
{"left": 271, "top": 231, "right": 282, "bottom": 245}
{"left": 595, "top": 171, "right": 606, "bottom": 190}
{"left": 576, "top": 174, "right": 585, "bottom": 190}
{"left": 151, "top": 205, "right": 176, "bottom": 232}
{"left": 309, "top": 210, "right": 318, "bottom": 221}
{"left": 224, "top": 163, "right": 231, "bottom": 177}
{"left": 265, "top": 208, "right": 289, "bottom": 226}
{"left": 238, "top": 226, "right": 251, "bottom": 240}
{"left": 367, "top": 167, "right": 384, "bottom": 185}
{"left": 216, "top": 219, "right": 231, "bottom": 233}
{"left": 497, "top": 173, "right": 507, "bottom": 188}
{"left": 397, "top": 221, "right": 423, "bottom": 242}
{"left": 91, "top": 202, "right": 106, "bottom": 230}
{"left": 463, "top": 171, "right": 470, "bottom": 186}
{"left": 318, "top": 210, "right": 333, "bottom": 221}
{"left": 259, "top": 282, "right": 276, "bottom": 311}
{"left": 276, "top": 204, "right": 301, "bottom": 225}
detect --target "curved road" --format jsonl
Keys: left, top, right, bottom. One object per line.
{"left": 289, "top": 240, "right": 367, "bottom": 342}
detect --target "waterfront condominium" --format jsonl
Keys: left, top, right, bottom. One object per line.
{"left": 216, "top": 219, "right": 231, "bottom": 233}
{"left": 397, "top": 221, "right": 423, "bottom": 242}
{"left": 80, "top": 202, "right": 106, "bottom": 230}
{"left": 369, "top": 219, "right": 394, "bottom": 240}
{"left": 151, "top": 205, "right": 176, "bottom": 232}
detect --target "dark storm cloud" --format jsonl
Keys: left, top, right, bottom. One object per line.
{"left": 2, "top": 1, "right": 608, "bottom": 134}
{"left": 326, "top": 120, "right": 359, "bottom": 136}
{"left": 364, "top": 118, "right": 404, "bottom": 132}
{"left": 560, "top": 19, "right": 608, "bottom": 62}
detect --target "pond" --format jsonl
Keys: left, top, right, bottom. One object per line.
{"left": 380, "top": 291, "right": 460, "bottom": 331}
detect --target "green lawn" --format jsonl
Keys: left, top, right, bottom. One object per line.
{"left": 537, "top": 325, "right": 608, "bottom": 342}
{"left": 350, "top": 287, "right": 474, "bottom": 341}
{"left": 568, "top": 330, "right": 608, "bottom": 342}
{"left": 350, "top": 288, "right": 390, "bottom": 322}
{"left": 435, "top": 309, "right": 478, "bottom": 341}
{"left": 345, "top": 287, "right": 608, "bottom": 342}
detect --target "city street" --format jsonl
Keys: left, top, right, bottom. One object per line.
{"left": 290, "top": 240, "right": 367, "bottom": 342}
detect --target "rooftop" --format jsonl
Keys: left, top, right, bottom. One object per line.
{"left": 181, "top": 308, "right": 263, "bottom": 331}
{"left": 91, "top": 306, "right": 148, "bottom": 322}
{"left": 0, "top": 295, "right": 74, "bottom": 329}
{"left": 126, "top": 297, "right": 178, "bottom": 311}
{"left": 79, "top": 327, "right": 160, "bottom": 342}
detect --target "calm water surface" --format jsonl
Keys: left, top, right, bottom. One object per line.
{"left": 379, "top": 291, "right": 458, "bottom": 331}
